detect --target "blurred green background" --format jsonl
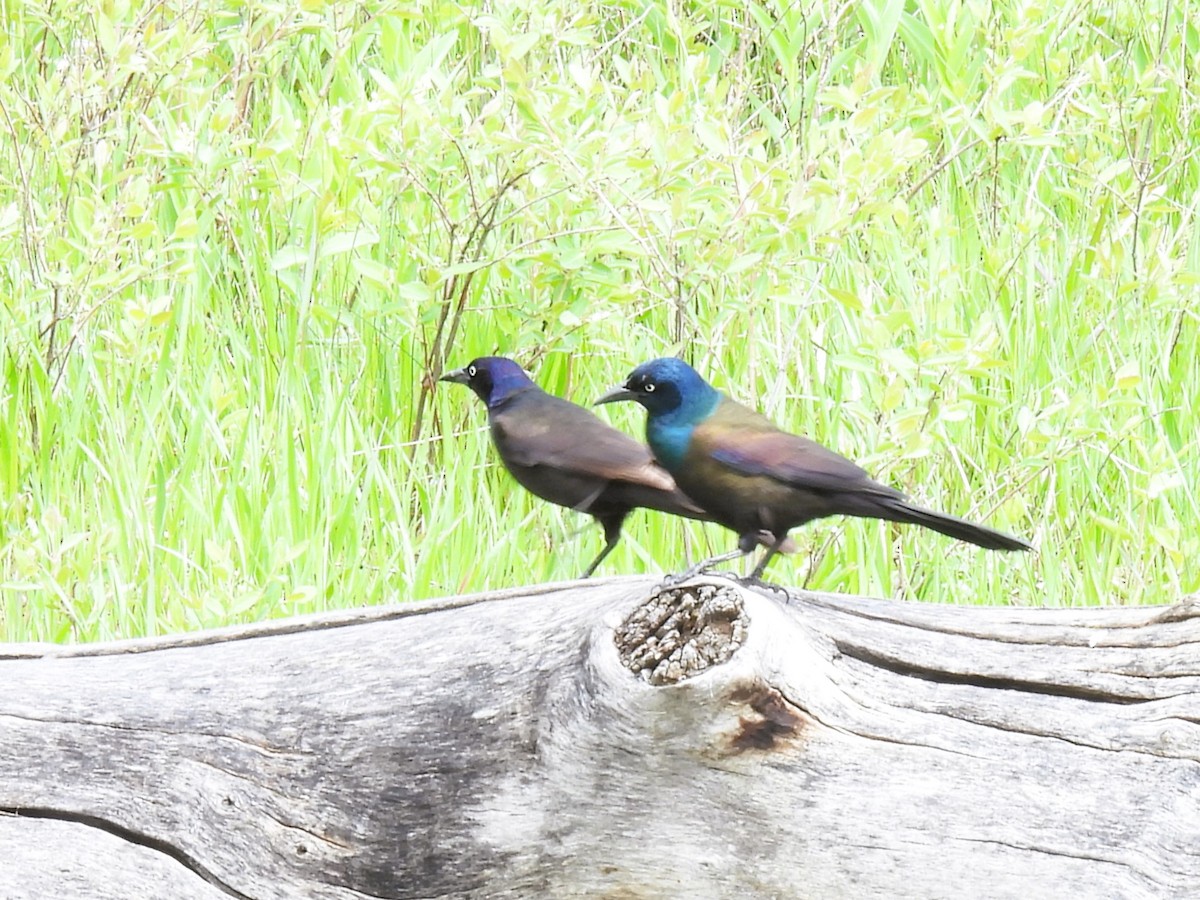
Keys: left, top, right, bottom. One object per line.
{"left": 1, "top": 0, "right": 1196, "bottom": 641}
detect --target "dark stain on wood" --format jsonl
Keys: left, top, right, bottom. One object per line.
{"left": 728, "top": 685, "right": 807, "bottom": 753}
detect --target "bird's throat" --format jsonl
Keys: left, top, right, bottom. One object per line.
{"left": 645, "top": 390, "right": 721, "bottom": 471}
{"left": 646, "top": 420, "right": 693, "bottom": 471}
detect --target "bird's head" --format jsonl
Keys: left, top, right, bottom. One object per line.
{"left": 440, "top": 356, "right": 535, "bottom": 408}
{"left": 595, "top": 357, "right": 720, "bottom": 423}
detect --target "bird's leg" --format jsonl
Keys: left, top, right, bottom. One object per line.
{"left": 656, "top": 549, "right": 747, "bottom": 589}
{"left": 580, "top": 514, "right": 626, "bottom": 579}
{"left": 747, "top": 531, "right": 791, "bottom": 581}
{"left": 679, "top": 547, "right": 749, "bottom": 580}
{"left": 659, "top": 532, "right": 760, "bottom": 587}
{"left": 580, "top": 537, "right": 619, "bottom": 579}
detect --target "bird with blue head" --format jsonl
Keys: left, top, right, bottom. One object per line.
{"left": 440, "top": 356, "right": 790, "bottom": 578}
{"left": 597, "top": 357, "right": 1033, "bottom": 579}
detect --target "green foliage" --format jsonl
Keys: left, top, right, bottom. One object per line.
{"left": 0, "top": 0, "right": 1196, "bottom": 640}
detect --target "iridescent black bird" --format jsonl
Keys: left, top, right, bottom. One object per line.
{"left": 597, "top": 358, "right": 1033, "bottom": 579}
{"left": 441, "top": 357, "right": 789, "bottom": 577}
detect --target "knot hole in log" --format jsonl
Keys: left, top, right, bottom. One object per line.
{"left": 611, "top": 580, "right": 808, "bottom": 757}
{"left": 614, "top": 582, "right": 748, "bottom": 685}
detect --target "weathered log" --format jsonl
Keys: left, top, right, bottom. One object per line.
{"left": 3, "top": 575, "right": 1199, "bottom": 899}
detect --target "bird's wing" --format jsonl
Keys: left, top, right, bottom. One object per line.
{"left": 696, "top": 401, "right": 902, "bottom": 498}
{"left": 492, "top": 393, "right": 677, "bottom": 493}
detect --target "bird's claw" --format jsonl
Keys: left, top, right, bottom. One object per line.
{"left": 656, "top": 549, "right": 751, "bottom": 590}
{"left": 656, "top": 566, "right": 721, "bottom": 591}
{"left": 734, "top": 573, "right": 795, "bottom": 602}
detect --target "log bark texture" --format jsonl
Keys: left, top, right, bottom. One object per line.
{"left": 2, "top": 575, "right": 1199, "bottom": 899}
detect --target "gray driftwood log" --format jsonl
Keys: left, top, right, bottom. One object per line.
{"left": 3, "top": 575, "right": 1199, "bottom": 899}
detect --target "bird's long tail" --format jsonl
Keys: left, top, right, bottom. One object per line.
{"left": 879, "top": 499, "right": 1033, "bottom": 552}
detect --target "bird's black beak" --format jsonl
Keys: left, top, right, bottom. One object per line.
{"left": 594, "top": 384, "right": 637, "bottom": 406}
{"left": 439, "top": 367, "right": 470, "bottom": 385}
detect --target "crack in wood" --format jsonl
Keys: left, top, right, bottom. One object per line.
{"left": 261, "top": 808, "right": 354, "bottom": 851}
{"left": 0, "top": 712, "right": 311, "bottom": 757}
{"left": 727, "top": 683, "right": 993, "bottom": 760}
{"left": 1091, "top": 669, "right": 1200, "bottom": 681}
{"left": 942, "top": 708, "right": 1200, "bottom": 763}
{"left": 187, "top": 758, "right": 354, "bottom": 849}
{"left": 830, "top": 723, "right": 994, "bottom": 760}
{"left": 1151, "top": 715, "right": 1200, "bottom": 727}
{"left": 797, "top": 593, "right": 1200, "bottom": 647}
{"left": 0, "top": 807, "right": 254, "bottom": 899}
{"left": 951, "top": 836, "right": 1163, "bottom": 878}
{"left": 834, "top": 639, "right": 1149, "bottom": 705}
{"left": 1152, "top": 599, "right": 1200, "bottom": 624}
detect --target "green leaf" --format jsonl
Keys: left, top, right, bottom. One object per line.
{"left": 319, "top": 229, "right": 379, "bottom": 259}
{"left": 271, "top": 246, "right": 309, "bottom": 272}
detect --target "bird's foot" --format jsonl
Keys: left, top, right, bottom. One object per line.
{"left": 657, "top": 549, "right": 748, "bottom": 590}
{"left": 734, "top": 573, "right": 794, "bottom": 602}
{"left": 656, "top": 568, "right": 737, "bottom": 590}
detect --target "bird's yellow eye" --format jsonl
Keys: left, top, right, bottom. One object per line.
{"left": 644, "top": 382, "right": 656, "bottom": 393}
{"left": 468, "top": 365, "right": 477, "bottom": 377}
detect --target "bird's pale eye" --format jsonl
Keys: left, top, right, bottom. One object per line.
{"left": 644, "top": 382, "right": 656, "bottom": 393}
{"left": 468, "top": 365, "right": 477, "bottom": 377}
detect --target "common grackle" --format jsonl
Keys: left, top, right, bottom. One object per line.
{"left": 597, "top": 357, "right": 1033, "bottom": 578}
{"left": 441, "top": 357, "right": 790, "bottom": 578}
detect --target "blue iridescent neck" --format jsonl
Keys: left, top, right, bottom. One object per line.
{"left": 645, "top": 386, "right": 721, "bottom": 471}
{"left": 481, "top": 359, "right": 535, "bottom": 409}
